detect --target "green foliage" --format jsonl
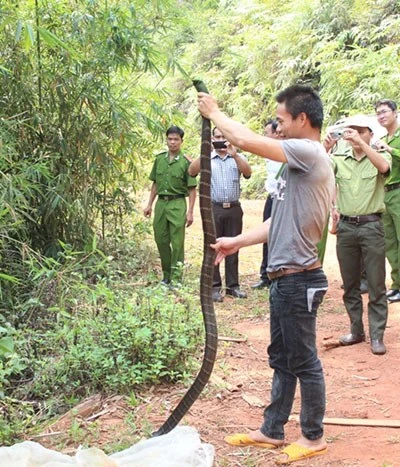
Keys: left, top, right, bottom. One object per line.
{"left": 0, "top": 0, "right": 182, "bottom": 255}
{"left": 20, "top": 283, "right": 203, "bottom": 398}
{"left": 0, "top": 229, "right": 203, "bottom": 441}
{"left": 169, "top": 0, "right": 400, "bottom": 142}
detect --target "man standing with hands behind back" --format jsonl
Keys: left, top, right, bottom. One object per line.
{"left": 374, "top": 99, "right": 400, "bottom": 303}
{"left": 188, "top": 127, "right": 251, "bottom": 302}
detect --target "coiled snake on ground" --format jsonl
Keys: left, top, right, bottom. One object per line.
{"left": 152, "top": 80, "right": 218, "bottom": 437}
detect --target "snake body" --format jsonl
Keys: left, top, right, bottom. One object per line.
{"left": 152, "top": 80, "right": 218, "bottom": 437}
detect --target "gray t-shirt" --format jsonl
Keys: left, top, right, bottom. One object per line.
{"left": 268, "top": 138, "right": 335, "bottom": 271}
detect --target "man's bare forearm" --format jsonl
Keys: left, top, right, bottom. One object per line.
{"left": 236, "top": 218, "right": 271, "bottom": 249}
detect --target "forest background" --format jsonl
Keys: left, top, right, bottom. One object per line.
{"left": 0, "top": 0, "right": 399, "bottom": 448}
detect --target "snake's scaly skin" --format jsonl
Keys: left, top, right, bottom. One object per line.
{"left": 152, "top": 81, "right": 218, "bottom": 437}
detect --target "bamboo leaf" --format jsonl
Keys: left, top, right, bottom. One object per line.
{"left": 14, "top": 20, "right": 23, "bottom": 43}
{"left": 37, "top": 27, "right": 81, "bottom": 60}
{"left": 0, "top": 273, "right": 21, "bottom": 284}
{"left": 24, "top": 23, "right": 35, "bottom": 49}
{"left": 91, "top": 235, "right": 97, "bottom": 252}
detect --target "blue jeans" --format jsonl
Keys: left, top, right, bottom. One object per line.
{"left": 260, "top": 268, "right": 328, "bottom": 441}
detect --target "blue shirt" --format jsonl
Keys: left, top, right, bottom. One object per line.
{"left": 210, "top": 151, "right": 248, "bottom": 203}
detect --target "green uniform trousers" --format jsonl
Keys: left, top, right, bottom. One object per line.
{"left": 336, "top": 219, "right": 387, "bottom": 340}
{"left": 317, "top": 219, "right": 329, "bottom": 265}
{"left": 383, "top": 188, "right": 400, "bottom": 290}
{"left": 153, "top": 197, "right": 187, "bottom": 282}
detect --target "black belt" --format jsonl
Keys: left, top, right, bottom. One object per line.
{"left": 158, "top": 194, "right": 185, "bottom": 201}
{"left": 340, "top": 213, "right": 381, "bottom": 224}
{"left": 384, "top": 182, "right": 400, "bottom": 192}
{"left": 267, "top": 260, "right": 321, "bottom": 281}
{"left": 212, "top": 201, "right": 240, "bottom": 208}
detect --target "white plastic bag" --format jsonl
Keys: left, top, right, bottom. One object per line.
{"left": 0, "top": 426, "right": 214, "bottom": 467}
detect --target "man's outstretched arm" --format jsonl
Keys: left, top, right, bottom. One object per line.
{"left": 197, "top": 93, "right": 286, "bottom": 163}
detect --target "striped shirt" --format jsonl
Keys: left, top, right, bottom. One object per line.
{"left": 210, "top": 151, "right": 247, "bottom": 203}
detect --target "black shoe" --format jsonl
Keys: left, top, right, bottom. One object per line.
{"left": 212, "top": 290, "right": 224, "bottom": 302}
{"left": 371, "top": 339, "right": 386, "bottom": 355}
{"left": 251, "top": 279, "right": 271, "bottom": 289}
{"left": 339, "top": 333, "right": 366, "bottom": 346}
{"left": 388, "top": 291, "right": 400, "bottom": 303}
{"left": 386, "top": 288, "right": 399, "bottom": 298}
{"left": 226, "top": 288, "right": 247, "bottom": 299}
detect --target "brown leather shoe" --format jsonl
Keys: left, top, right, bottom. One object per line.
{"left": 371, "top": 339, "right": 386, "bottom": 355}
{"left": 339, "top": 333, "right": 365, "bottom": 346}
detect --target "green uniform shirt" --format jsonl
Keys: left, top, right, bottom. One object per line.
{"left": 149, "top": 150, "right": 197, "bottom": 195}
{"left": 332, "top": 146, "right": 391, "bottom": 216}
{"left": 384, "top": 127, "right": 400, "bottom": 186}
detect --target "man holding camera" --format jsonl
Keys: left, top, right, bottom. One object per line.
{"left": 188, "top": 127, "right": 251, "bottom": 302}
{"left": 324, "top": 115, "right": 390, "bottom": 355}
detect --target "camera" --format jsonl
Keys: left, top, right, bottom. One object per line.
{"left": 331, "top": 129, "right": 344, "bottom": 140}
{"left": 212, "top": 140, "right": 228, "bottom": 149}
{"left": 371, "top": 142, "right": 385, "bottom": 151}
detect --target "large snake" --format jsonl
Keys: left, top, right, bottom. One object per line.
{"left": 152, "top": 80, "right": 218, "bottom": 437}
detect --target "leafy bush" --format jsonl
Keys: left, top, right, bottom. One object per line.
{"left": 18, "top": 283, "right": 203, "bottom": 399}
{"left": 0, "top": 229, "right": 204, "bottom": 441}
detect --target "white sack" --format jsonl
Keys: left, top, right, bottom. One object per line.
{"left": 0, "top": 426, "right": 214, "bottom": 467}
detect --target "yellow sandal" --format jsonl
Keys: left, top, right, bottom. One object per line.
{"left": 275, "top": 443, "right": 328, "bottom": 465}
{"left": 225, "top": 433, "right": 280, "bottom": 449}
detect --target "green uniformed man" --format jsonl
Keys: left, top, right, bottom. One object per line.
{"left": 324, "top": 115, "right": 391, "bottom": 355}
{"left": 144, "top": 126, "right": 197, "bottom": 285}
{"left": 374, "top": 99, "right": 400, "bottom": 303}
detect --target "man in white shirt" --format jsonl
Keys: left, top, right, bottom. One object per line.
{"left": 252, "top": 119, "right": 283, "bottom": 289}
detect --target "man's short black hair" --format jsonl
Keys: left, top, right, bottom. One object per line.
{"left": 374, "top": 99, "right": 397, "bottom": 112}
{"left": 265, "top": 119, "right": 278, "bottom": 132}
{"left": 166, "top": 125, "right": 184, "bottom": 139}
{"left": 276, "top": 85, "right": 323, "bottom": 130}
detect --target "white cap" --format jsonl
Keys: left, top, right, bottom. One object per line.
{"left": 343, "top": 115, "right": 373, "bottom": 131}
